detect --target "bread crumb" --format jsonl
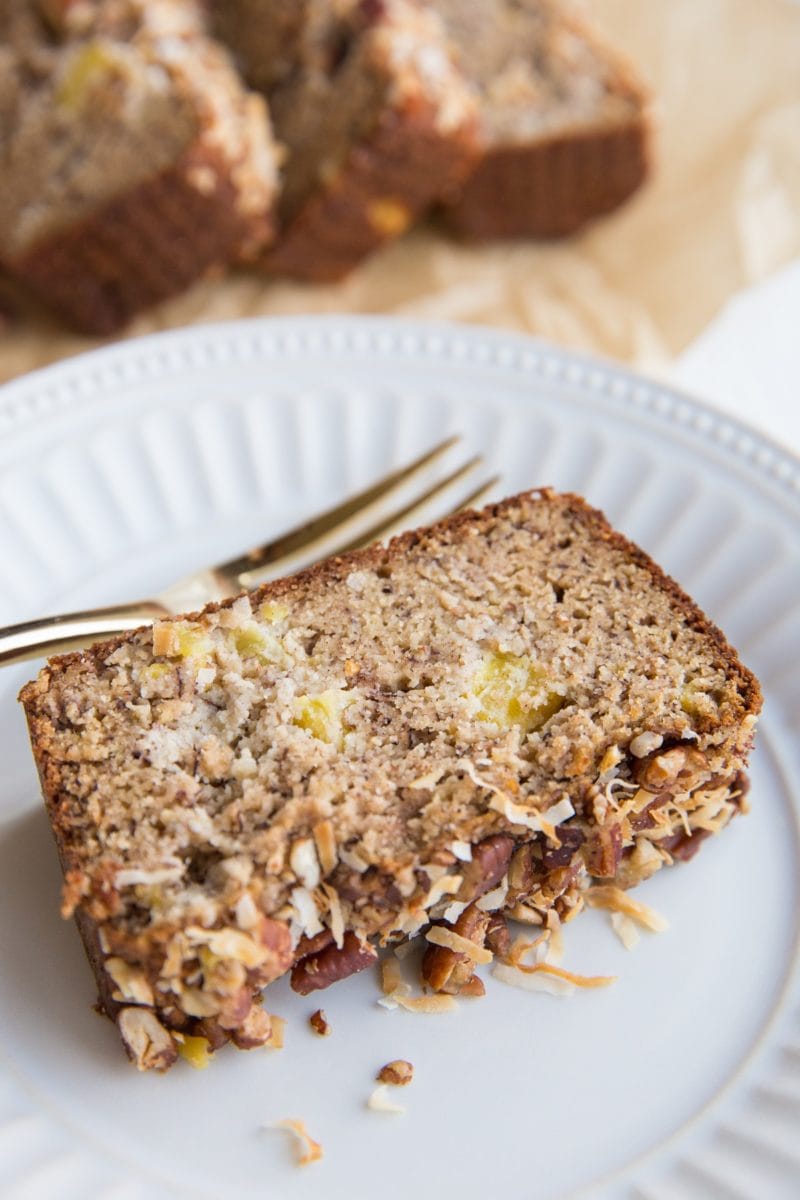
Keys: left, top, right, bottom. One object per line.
{"left": 309, "top": 1009, "right": 330, "bottom": 1036}
{"left": 377, "top": 1059, "right": 413, "bottom": 1086}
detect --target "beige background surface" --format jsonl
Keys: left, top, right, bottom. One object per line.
{"left": 1, "top": 0, "right": 799, "bottom": 384}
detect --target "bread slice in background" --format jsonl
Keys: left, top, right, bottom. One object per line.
{"left": 431, "top": 0, "right": 652, "bottom": 238}
{"left": 0, "top": 2, "right": 280, "bottom": 334}
{"left": 216, "top": 0, "right": 480, "bottom": 282}
{"left": 20, "top": 490, "right": 760, "bottom": 1070}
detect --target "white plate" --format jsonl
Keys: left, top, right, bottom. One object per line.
{"left": 0, "top": 318, "right": 798, "bottom": 1200}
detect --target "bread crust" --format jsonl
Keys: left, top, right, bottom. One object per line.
{"left": 264, "top": 93, "right": 479, "bottom": 283}
{"left": 5, "top": 140, "right": 274, "bottom": 335}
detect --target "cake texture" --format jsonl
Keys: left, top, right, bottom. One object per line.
{"left": 0, "top": 6, "right": 280, "bottom": 334}
{"left": 20, "top": 490, "right": 760, "bottom": 1070}
{"left": 430, "top": 0, "right": 652, "bottom": 238}
{"left": 253, "top": 0, "right": 480, "bottom": 282}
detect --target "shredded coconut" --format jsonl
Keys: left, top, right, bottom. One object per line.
{"left": 271, "top": 1119, "right": 322, "bottom": 1165}
{"left": 367, "top": 1084, "right": 406, "bottom": 1114}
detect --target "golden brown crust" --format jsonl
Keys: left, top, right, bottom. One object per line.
{"left": 20, "top": 488, "right": 760, "bottom": 719}
{"left": 264, "top": 93, "right": 479, "bottom": 283}
{"left": 5, "top": 139, "right": 274, "bottom": 335}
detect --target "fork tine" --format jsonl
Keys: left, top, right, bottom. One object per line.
{"left": 223, "top": 435, "right": 459, "bottom": 584}
{"left": 453, "top": 475, "right": 501, "bottom": 514}
{"left": 330, "top": 457, "right": 486, "bottom": 556}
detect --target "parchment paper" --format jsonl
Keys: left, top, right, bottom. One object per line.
{"left": 2, "top": 0, "right": 799, "bottom": 384}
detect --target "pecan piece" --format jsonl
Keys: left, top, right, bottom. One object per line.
{"left": 253, "top": 916, "right": 294, "bottom": 984}
{"left": 660, "top": 826, "right": 714, "bottom": 863}
{"left": 309, "top": 1009, "right": 331, "bottom": 1036}
{"left": 377, "top": 1059, "right": 414, "bottom": 1086}
{"left": 485, "top": 912, "right": 510, "bottom": 959}
{"left": 421, "top": 904, "right": 490, "bottom": 995}
{"left": 583, "top": 822, "right": 623, "bottom": 878}
{"left": 291, "top": 931, "right": 377, "bottom": 995}
{"left": 633, "top": 745, "right": 708, "bottom": 793}
{"left": 293, "top": 929, "right": 334, "bottom": 963}
{"left": 541, "top": 824, "right": 585, "bottom": 870}
{"left": 630, "top": 793, "right": 671, "bottom": 832}
{"left": 117, "top": 1007, "right": 177, "bottom": 1072}
{"left": 231, "top": 1005, "right": 274, "bottom": 1050}
{"left": 457, "top": 834, "right": 514, "bottom": 902}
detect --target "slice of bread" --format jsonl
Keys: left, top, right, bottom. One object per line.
{"left": 219, "top": 0, "right": 480, "bottom": 283}
{"left": 0, "top": 8, "right": 280, "bottom": 334}
{"left": 20, "top": 490, "right": 760, "bottom": 1070}
{"left": 431, "top": 0, "right": 652, "bottom": 238}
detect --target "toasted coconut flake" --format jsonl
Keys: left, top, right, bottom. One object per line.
{"left": 545, "top": 918, "right": 564, "bottom": 966}
{"left": 488, "top": 791, "right": 574, "bottom": 836}
{"left": 185, "top": 926, "right": 268, "bottom": 968}
{"left": 106, "top": 957, "right": 155, "bottom": 1006}
{"left": 422, "top": 873, "right": 462, "bottom": 909}
{"left": 493, "top": 962, "right": 615, "bottom": 995}
{"left": 407, "top": 766, "right": 446, "bottom": 790}
{"left": 585, "top": 885, "right": 669, "bottom": 933}
{"left": 272, "top": 1119, "right": 323, "bottom": 1166}
{"left": 425, "top": 926, "right": 493, "bottom": 964}
{"left": 367, "top": 1084, "right": 406, "bottom": 1114}
{"left": 266, "top": 1015, "right": 286, "bottom": 1050}
{"left": 321, "top": 883, "right": 345, "bottom": 949}
{"left": 115, "top": 864, "right": 183, "bottom": 887}
{"left": 393, "top": 993, "right": 457, "bottom": 1014}
{"left": 290, "top": 887, "right": 324, "bottom": 937}
{"left": 442, "top": 899, "right": 469, "bottom": 923}
{"left": 313, "top": 820, "right": 338, "bottom": 875}
{"left": 504, "top": 933, "right": 549, "bottom": 969}
{"left": 339, "top": 846, "right": 369, "bottom": 873}
{"left": 475, "top": 876, "right": 509, "bottom": 912}
{"left": 630, "top": 731, "right": 664, "bottom": 758}
{"left": 449, "top": 840, "right": 473, "bottom": 862}
{"left": 380, "top": 956, "right": 409, "bottom": 997}
{"left": 290, "top": 838, "right": 321, "bottom": 890}
{"left": 611, "top": 912, "right": 641, "bottom": 951}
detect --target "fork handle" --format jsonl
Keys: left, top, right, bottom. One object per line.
{"left": 0, "top": 601, "right": 168, "bottom": 668}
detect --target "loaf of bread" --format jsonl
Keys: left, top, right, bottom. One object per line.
{"left": 430, "top": 0, "right": 652, "bottom": 238}
{"left": 0, "top": 2, "right": 280, "bottom": 334}
{"left": 20, "top": 491, "right": 761, "bottom": 1070}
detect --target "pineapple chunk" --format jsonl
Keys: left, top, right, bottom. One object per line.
{"left": 293, "top": 689, "right": 355, "bottom": 749}
{"left": 470, "top": 653, "right": 566, "bottom": 734}
{"left": 177, "top": 1035, "right": 211, "bottom": 1070}
{"left": 57, "top": 43, "right": 121, "bottom": 110}
{"left": 259, "top": 601, "right": 290, "bottom": 624}
{"left": 175, "top": 624, "right": 213, "bottom": 662}
{"left": 232, "top": 624, "right": 284, "bottom": 662}
{"left": 140, "top": 662, "right": 172, "bottom": 682}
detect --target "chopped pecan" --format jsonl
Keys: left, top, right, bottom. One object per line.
{"left": 459, "top": 974, "right": 486, "bottom": 997}
{"left": 216, "top": 985, "right": 253, "bottom": 1030}
{"left": 633, "top": 745, "right": 708, "bottom": 793}
{"left": 193, "top": 1017, "right": 232, "bottom": 1052}
{"left": 231, "top": 1005, "right": 274, "bottom": 1050}
{"left": 583, "top": 822, "right": 623, "bottom": 878}
{"left": 457, "top": 834, "right": 514, "bottom": 902}
{"left": 253, "top": 916, "right": 294, "bottom": 984}
{"left": 541, "top": 824, "right": 585, "bottom": 869}
{"left": 309, "top": 1009, "right": 331, "bottom": 1036}
{"left": 485, "top": 912, "right": 510, "bottom": 959}
{"left": 660, "top": 827, "right": 714, "bottom": 863}
{"left": 331, "top": 865, "right": 402, "bottom": 911}
{"left": 291, "top": 931, "right": 377, "bottom": 995}
{"left": 117, "top": 1007, "right": 177, "bottom": 1072}
{"left": 630, "top": 793, "right": 671, "bottom": 832}
{"left": 293, "top": 930, "right": 334, "bottom": 963}
{"left": 421, "top": 904, "right": 490, "bottom": 995}
{"left": 507, "top": 842, "right": 538, "bottom": 896}
{"left": 377, "top": 1059, "right": 414, "bottom": 1086}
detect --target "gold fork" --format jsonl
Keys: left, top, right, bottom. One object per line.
{"left": 0, "top": 437, "right": 498, "bottom": 668}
